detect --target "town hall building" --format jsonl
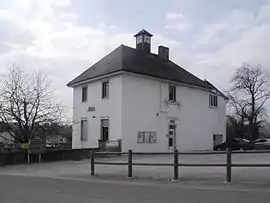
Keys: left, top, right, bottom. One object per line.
{"left": 67, "top": 29, "right": 227, "bottom": 152}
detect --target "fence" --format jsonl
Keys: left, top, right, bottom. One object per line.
{"left": 98, "top": 139, "right": 122, "bottom": 152}
{"left": 90, "top": 149, "right": 270, "bottom": 182}
{"left": 0, "top": 148, "right": 92, "bottom": 166}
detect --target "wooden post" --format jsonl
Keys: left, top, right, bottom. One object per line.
{"left": 128, "top": 150, "right": 132, "bottom": 178}
{"left": 226, "top": 148, "right": 232, "bottom": 183}
{"left": 174, "top": 149, "right": 179, "bottom": 180}
{"left": 90, "top": 150, "right": 95, "bottom": 176}
{"left": 118, "top": 139, "right": 122, "bottom": 152}
{"left": 38, "top": 153, "right": 41, "bottom": 163}
{"left": 27, "top": 152, "right": 30, "bottom": 164}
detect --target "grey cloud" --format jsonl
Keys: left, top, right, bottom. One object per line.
{"left": 0, "top": 42, "right": 9, "bottom": 54}
{"left": 0, "top": 19, "right": 34, "bottom": 53}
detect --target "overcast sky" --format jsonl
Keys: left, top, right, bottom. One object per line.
{"left": 1, "top": 0, "right": 270, "bottom": 118}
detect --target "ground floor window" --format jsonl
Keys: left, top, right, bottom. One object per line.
{"left": 101, "top": 119, "right": 109, "bottom": 141}
{"left": 137, "top": 131, "right": 157, "bottom": 144}
{"left": 80, "top": 119, "right": 88, "bottom": 141}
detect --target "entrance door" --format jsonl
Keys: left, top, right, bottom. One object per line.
{"left": 101, "top": 119, "right": 109, "bottom": 141}
{"left": 168, "top": 120, "right": 176, "bottom": 151}
{"left": 213, "top": 134, "right": 223, "bottom": 148}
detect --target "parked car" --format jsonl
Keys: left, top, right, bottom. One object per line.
{"left": 214, "top": 138, "right": 254, "bottom": 151}
{"left": 253, "top": 138, "right": 270, "bottom": 150}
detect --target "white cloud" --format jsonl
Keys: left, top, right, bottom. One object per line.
{"left": 198, "top": 23, "right": 230, "bottom": 45}
{"left": 166, "top": 12, "right": 185, "bottom": 20}
{"left": 187, "top": 5, "right": 270, "bottom": 91}
{"left": 165, "top": 11, "right": 193, "bottom": 31}
{"left": 197, "top": 8, "right": 262, "bottom": 47}
{"left": 58, "top": 12, "right": 77, "bottom": 21}
{"left": 1, "top": 0, "right": 270, "bottom": 116}
{"left": 0, "top": 0, "right": 182, "bottom": 118}
{"left": 256, "top": 5, "right": 270, "bottom": 23}
{"left": 0, "top": 10, "right": 16, "bottom": 20}
{"left": 165, "top": 21, "right": 193, "bottom": 30}
{"left": 161, "top": 4, "right": 270, "bottom": 95}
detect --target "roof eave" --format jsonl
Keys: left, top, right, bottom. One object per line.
{"left": 66, "top": 70, "right": 123, "bottom": 87}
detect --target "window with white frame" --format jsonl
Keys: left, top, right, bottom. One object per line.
{"left": 102, "top": 81, "right": 109, "bottom": 99}
{"left": 137, "top": 131, "right": 157, "bottom": 144}
{"left": 80, "top": 119, "right": 88, "bottom": 141}
{"left": 209, "top": 94, "right": 218, "bottom": 107}
{"left": 169, "top": 85, "right": 176, "bottom": 102}
{"left": 137, "top": 132, "right": 145, "bottom": 143}
{"left": 82, "top": 86, "right": 87, "bottom": 102}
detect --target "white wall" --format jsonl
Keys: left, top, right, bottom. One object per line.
{"left": 72, "top": 75, "right": 123, "bottom": 149}
{"left": 121, "top": 73, "right": 226, "bottom": 152}
{"left": 122, "top": 74, "right": 165, "bottom": 152}
{"left": 71, "top": 73, "right": 226, "bottom": 152}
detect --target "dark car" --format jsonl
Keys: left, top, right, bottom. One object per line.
{"left": 253, "top": 138, "right": 270, "bottom": 150}
{"left": 214, "top": 138, "right": 253, "bottom": 151}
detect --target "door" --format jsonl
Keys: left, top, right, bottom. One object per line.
{"left": 213, "top": 134, "right": 223, "bottom": 148}
{"left": 101, "top": 119, "right": 109, "bottom": 141}
{"left": 168, "top": 120, "right": 176, "bottom": 151}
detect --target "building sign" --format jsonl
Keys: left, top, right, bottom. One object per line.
{"left": 88, "top": 107, "right": 96, "bottom": 112}
{"left": 22, "top": 143, "right": 29, "bottom": 149}
{"left": 28, "top": 138, "right": 43, "bottom": 154}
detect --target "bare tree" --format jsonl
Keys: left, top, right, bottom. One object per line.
{"left": 228, "top": 63, "right": 270, "bottom": 140}
{"left": 0, "top": 66, "right": 63, "bottom": 144}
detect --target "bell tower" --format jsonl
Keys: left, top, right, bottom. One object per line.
{"left": 134, "top": 29, "right": 153, "bottom": 54}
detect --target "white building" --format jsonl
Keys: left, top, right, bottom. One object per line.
{"left": 67, "top": 29, "right": 227, "bottom": 152}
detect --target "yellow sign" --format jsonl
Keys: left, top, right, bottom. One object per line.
{"left": 22, "top": 143, "right": 29, "bottom": 149}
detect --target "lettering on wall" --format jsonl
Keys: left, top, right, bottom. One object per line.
{"left": 88, "top": 107, "right": 96, "bottom": 112}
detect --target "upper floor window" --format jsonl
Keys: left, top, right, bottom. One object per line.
{"left": 102, "top": 81, "right": 109, "bottom": 99}
{"left": 82, "top": 86, "right": 87, "bottom": 102}
{"left": 169, "top": 85, "right": 176, "bottom": 102}
{"left": 209, "top": 94, "right": 218, "bottom": 107}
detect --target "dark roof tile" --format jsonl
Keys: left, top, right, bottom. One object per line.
{"left": 67, "top": 45, "right": 212, "bottom": 90}
{"left": 134, "top": 29, "right": 153, "bottom": 37}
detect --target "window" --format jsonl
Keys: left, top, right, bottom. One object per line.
{"left": 102, "top": 81, "right": 109, "bottom": 99}
{"left": 137, "top": 132, "right": 145, "bottom": 143}
{"left": 148, "top": 132, "right": 157, "bottom": 143}
{"left": 82, "top": 86, "right": 87, "bottom": 102}
{"left": 209, "top": 94, "right": 218, "bottom": 107}
{"left": 101, "top": 119, "right": 109, "bottom": 141}
{"left": 137, "top": 131, "right": 157, "bottom": 144}
{"left": 169, "top": 85, "right": 176, "bottom": 102}
{"left": 80, "top": 120, "right": 88, "bottom": 141}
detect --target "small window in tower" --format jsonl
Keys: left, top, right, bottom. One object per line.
{"left": 144, "top": 36, "right": 150, "bottom": 43}
{"left": 136, "top": 35, "right": 143, "bottom": 44}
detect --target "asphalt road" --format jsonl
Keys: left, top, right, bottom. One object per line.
{"left": 1, "top": 175, "right": 270, "bottom": 203}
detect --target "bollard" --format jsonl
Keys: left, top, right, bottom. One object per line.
{"left": 90, "top": 150, "right": 95, "bottom": 176}
{"left": 226, "top": 148, "right": 232, "bottom": 183}
{"left": 128, "top": 150, "right": 132, "bottom": 178}
{"left": 174, "top": 149, "right": 179, "bottom": 180}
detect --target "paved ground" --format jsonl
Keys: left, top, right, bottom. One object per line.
{"left": 2, "top": 154, "right": 270, "bottom": 202}
{"left": 2, "top": 175, "right": 270, "bottom": 203}
{"left": 1, "top": 154, "right": 270, "bottom": 185}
